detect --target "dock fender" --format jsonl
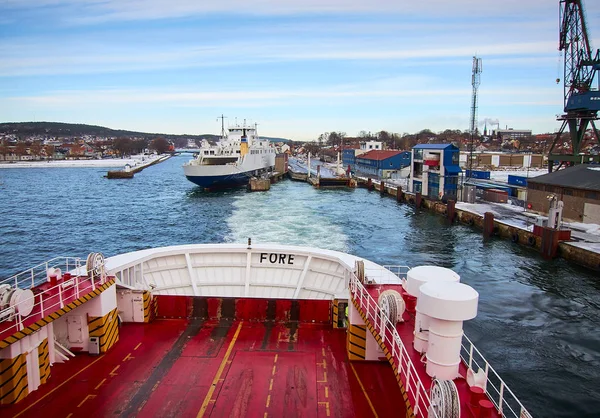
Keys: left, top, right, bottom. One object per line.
{"left": 467, "top": 218, "right": 474, "bottom": 226}
{"left": 493, "top": 226, "right": 499, "bottom": 236}
{"left": 511, "top": 232, "right": 519, "bottom": 243}
{"left": 528, "top": 236, "right": 536, "bottom": 246}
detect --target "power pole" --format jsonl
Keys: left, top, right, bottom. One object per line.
{"left": 217, "top": 114, "right": 227, "bottom": 140}
{"left": 468, "top": 56, "right": 483, "bottom": 179}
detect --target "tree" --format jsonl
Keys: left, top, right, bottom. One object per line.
{"left": 14, "top": 142, "right": 28, "bottom": 159}
{"left": 149, "top": 137, "right": 170, "bottom": 154}
{"left": 30, "top": 141, "right": 43, "bottom": 159}
{"left": 0, "top": 141, "right": 9, "bottom": 160}
{"left": 327, "top": 131, "right": 346, "bottom": 148}
{"left": 317, "top": 132, "right": 329, "bottom": 146}
{"left": 44, "top": 144, "right": 55, "bottom": 159}
{"left": 112, "top": 137, "right": 133, "bottom": 157}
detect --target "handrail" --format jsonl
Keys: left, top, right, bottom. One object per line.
{"left": 460, "top": 334, "right": 532, "bottom": 418}
{"left": 0, "top": 257, "right": 110, "bottom": 338}
{"left": 0, "top": 256, "right": 85, "bottom": 289}
{"left": 349, "top": 272, "right": 434, "bottom": 417}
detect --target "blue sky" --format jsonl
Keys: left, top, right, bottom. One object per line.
{"left": 1, "top": 0, "right": 599, "bottom": 141}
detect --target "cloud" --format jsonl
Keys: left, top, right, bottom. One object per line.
{"left": 0, "top": 0, "right": 575, "bottom": 23}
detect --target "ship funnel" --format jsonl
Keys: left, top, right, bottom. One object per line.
{"left": 240, "top": 128, "right": 249, "bottom": 157}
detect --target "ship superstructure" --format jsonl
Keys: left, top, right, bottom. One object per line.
{"left": 183, "top": 120, "right": 276, "bottom": 190}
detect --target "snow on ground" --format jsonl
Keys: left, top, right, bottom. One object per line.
{"left": 487, "top": 168, "right": 547, "bottom": 182}
{"left": 0, "top": 154, "right": 164, "bottom": 169}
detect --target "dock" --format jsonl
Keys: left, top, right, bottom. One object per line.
{"left": 106, "top": 154, "right": 171, "bottom": 179}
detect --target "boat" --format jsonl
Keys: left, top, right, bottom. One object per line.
{"left": 0, "top": 243, "right": 532, "bottom": 417}
{"left": 183, "top": 119, "right": 276, "bottom": 190}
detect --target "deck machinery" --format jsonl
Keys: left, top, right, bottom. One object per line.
{"left": 549, "top": 0, "right": 600, "bottom": 171}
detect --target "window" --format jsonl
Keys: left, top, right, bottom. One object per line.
{"left": 563, "top": 189, "right": 573, "bottom": 196}
{"left": 585, "top": 191, "right": 598, "bottom": 200}
{"left": 451, "top": 151, "right": 459, "bottom": 165}
{"left": 414, "top": 149, "right": 423, "bottom": 160}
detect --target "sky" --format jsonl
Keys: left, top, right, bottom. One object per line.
{"left": 1, "top": 0, "right": 599, "bottom": 141}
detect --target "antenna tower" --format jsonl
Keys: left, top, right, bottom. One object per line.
{"left": 468, "top": 56, "right": 483, "bottom": 178}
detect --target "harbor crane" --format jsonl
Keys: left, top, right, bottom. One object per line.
{"left": 548, "top": 0, "right": 600, "bottom": 171}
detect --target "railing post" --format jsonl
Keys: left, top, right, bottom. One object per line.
{"left": 40, "top": 294, "right": 45, "bottom": 319}
{"left": 499, "top": 381, "right": 505, "bottom": 415}
{"left": 414, "top": 380, "right": 421, "bottom": 417}
{"left": 31, "top": 269, "right": 35, "bottom": 288}
{"left": 380, "top": 315, "right": 386, "bottom": 344}
{"left": 406, "top": 364, "right": 412, "bottom": 393}
{"left": 469, "top": 343, "right": 474, "bottom": 369}
{"left": 59, "top": 286, "right": 64, "bottom": 308}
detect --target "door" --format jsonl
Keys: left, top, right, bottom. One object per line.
{"left": 132, "top": 294, "right": 144, "bottom": 322}
{"left": 67, "top": 316, "right": 84, "bottom": 344}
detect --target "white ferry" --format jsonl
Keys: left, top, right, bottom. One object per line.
{"left": 183, "top": 120, "right": 276, "bottom": 190}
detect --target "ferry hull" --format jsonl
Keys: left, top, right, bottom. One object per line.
{"left": 185, "top": 171, "right": 252, "bottom": 189}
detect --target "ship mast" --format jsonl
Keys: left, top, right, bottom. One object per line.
{"left": 217, "top": 114, "right": 227, "bottom": 140}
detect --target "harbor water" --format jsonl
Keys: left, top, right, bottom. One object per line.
{"left": 1, "top": 154, "right": 599, "bottom": 417}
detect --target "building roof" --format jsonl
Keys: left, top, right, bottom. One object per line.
{"left": 528, "top": 164, "right": 600, "bottom": 192}
{"left": 413, "top": 143, "right": 458, "bottom": 150}
{"left": 356, "top": 150, "right": 405, "bottom": 161}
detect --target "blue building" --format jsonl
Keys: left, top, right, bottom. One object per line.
{"left": 409, "top": 144, "right": 461, "bottom": 200}
{"left": 354, "top": 150, "right": 411, "bottom": 179}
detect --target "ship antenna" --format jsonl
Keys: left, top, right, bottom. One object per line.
{"left": 217, "top": 114, "right": 227, "bottom": 140}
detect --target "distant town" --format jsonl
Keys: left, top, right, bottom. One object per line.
{"left": 0, "top": 121, "right": 598, "bottom": 163}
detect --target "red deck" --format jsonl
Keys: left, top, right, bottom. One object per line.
{"left": 4, "top": 318, "right": 405, "bottom": 418}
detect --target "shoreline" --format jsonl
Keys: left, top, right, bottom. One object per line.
{"left": 0, "top": 154, "right": 165, "bottom": 169}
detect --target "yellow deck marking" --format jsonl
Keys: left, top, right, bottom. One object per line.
{"left": 94, "top": 378, "right": 106, "bottom": 390}
{"left": 325, "top": 387, "right": 329, "bottom": 398}
{"left": 318, "top": 401, "right": 331, "bottom": 417}
{"left": 318, "top": 359, "right": 327, "bottom": 368}
{"left": 196, "top": 321, "right": 244, "bottom": 418}
{"left": 271, "top": 365, "right": 276, "bottom": 375}
{"left": 77, "top": 394, "right": 96, "bottom": 408}
{"left": 12, "top": 355, "right": 105, "bottom": 418}
{"left": 66, "top": 414, "right": 73, "bottom": 418}
{"left": 264, "top": 413, "right": 268, "bottom": 418}
{"left": 274, "top": 354, "right": 278, "bottom": 363}
{"left": 266, "top": 394, "right": 271, "bottom": 407}
{"left": 349, "top": 363, "right": 379, "bottom": 418}
{"left": 123, "top": 353, "right": 134, "bottom": 361}
{"left": 317, "top": 371, "right": 327, "bottom": 383}
{"left": 110, "top": 365, "right": 120, "bottom": 376}
{"left": 269, "top": 378, "right": 273, "bottom": 391}
{"left": 134, "top": 342, "right": 142, "bottom": 350}
{"left": 322, "top": 348, "right": 326, "bottom": 356}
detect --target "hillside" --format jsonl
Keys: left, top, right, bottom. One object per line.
{"left": 0, "top": 122, "right": 290, "bottom": 142}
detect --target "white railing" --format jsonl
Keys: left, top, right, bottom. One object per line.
{"left": 383, "top": 265, "right": 410, "bottom": 281}
{"left": 461, "top": 335, "right": 532, "bottom": 418}
{"left": 0, "top": 257, "right": 85, "bottom": 289}
{"left": 0, "top": 257, "right": 110, "bottom": 337}
{"left": 349, "top": 272, "right": 434, "bottom": 418}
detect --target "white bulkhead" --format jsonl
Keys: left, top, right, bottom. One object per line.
{"left": 405, "top": 266, "right": 460, "bottom": 353}
{"left": 417, "top": 281, "right": 479, "bottom": 380}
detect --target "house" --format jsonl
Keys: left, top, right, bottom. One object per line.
{"left": 526, "top": 164, "right": 600, "bottom": 223}
{"left": 354, "top": 150, "right": 411, "bottom": 179}
{"left": 409, "top": 144, "right": 461, "bottom": 200}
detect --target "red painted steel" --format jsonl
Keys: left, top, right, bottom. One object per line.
{"left": 3, "top": 315, "right": 405, "bottom": 417}
{"left": 156, "top": 295, "right": 192, "bottom": 318}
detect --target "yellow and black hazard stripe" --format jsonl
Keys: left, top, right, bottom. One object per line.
{"left": 347, "top": 324, "right": 367, "bottom": 360}
{"left": 0, "top": 353, "right": 28, "bottom": 405}
{"left": 38, "top": 338, "right": 50, "bottom": 384}
{"left": 332, "top": 299, "right": 339, "bottom": 328}
{"left": 0, "top": 279, "right": 116, "bottom": 350}
{"left": 350, "top": 295, "right": 415, "bottom": 418}
{"left": 88, "top": 307, "right": 119, "bottom": 353}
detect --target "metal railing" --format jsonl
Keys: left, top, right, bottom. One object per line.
{"left": 0, "top": 257, "right": 85, "bottom": 289}
{"left": 349, "top": 271, "right": 433, "bottom": 417}
{"left": 0, "top": 257, "right": 109, "bottom": 337}
{"left": 460, "top": 335, "right": 532, "bottom": 418}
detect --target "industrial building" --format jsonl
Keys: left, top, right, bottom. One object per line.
{"left": 459, "top": 152, "right": 544, "bottom": 168}
{"left": 353, "top": 150, "right": 411, "bottom": 179}
{"left": 526, "top": 164, "right": 600, "bottom": 224}
{"left": 409, "top": 144, "right": 462, "bottom": 200}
